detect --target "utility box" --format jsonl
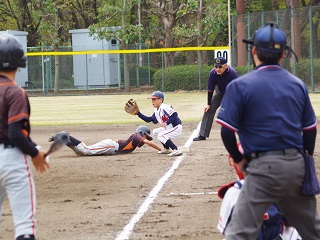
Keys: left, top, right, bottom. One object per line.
{"left": 0, "top": 30, "right": 28, "bottom": 87}
{"left": 69, "top": 29, "right": 120, "bottom": 88}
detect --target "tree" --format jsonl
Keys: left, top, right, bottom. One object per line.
{"left": 236, "top": 0, "right": 246, "bottom": 66}
{"left": 0, "top": 0, "right": 42, "bottom": 46}
{"left": 88, "top": 0, "right": 144, "bottom": 91}
{"left": 37, "top": 0, "right": 71, "bottom": 93}
{"left": 171, "top": 0, "right": 228, "bottom": 66}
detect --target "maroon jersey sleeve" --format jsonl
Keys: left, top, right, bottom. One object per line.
{"left": 0, "top": 77, "right": 31, "bottom": 142}
{"left": 117, "top": 134, "right": 145, "bottom": 154}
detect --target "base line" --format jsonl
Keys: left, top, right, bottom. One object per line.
{"left": 115, "top": 123, "right": 200, "bottom": 240}
{"left": 165, "top": 191, "right": 218, "bottom": 197}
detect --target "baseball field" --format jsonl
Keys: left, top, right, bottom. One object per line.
{"left": 1, "top": 91, "right": 320, "bottom": 240}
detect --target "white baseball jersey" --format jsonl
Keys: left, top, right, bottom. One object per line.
{"left": 151, "top": 103, "right": 182, "bottom": 144}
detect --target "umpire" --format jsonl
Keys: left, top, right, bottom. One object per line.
{"left": 193, "top": 56, "right": 238, "bottom": 141}
{"left": 216, "top": 23, "right": 320, "bottom": 239}
{"left": 0, "top": 34, "right": 49, "bottom": 240}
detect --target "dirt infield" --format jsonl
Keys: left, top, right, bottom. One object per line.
{"left": 1, "top": 123, "right": 320, "bottom": 240}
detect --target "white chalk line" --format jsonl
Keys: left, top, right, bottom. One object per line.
{"left": 115, "top": 123, "right": 201, "bottom": 240}
{"left": 165, "top": 191, "right": 218, "bottom": 197}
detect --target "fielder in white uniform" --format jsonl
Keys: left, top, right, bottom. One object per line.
{"left": 137, "top": 91, "right": 183, "bottom": 157}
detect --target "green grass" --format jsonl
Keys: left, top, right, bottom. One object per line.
{"left": 29, "top": 92, "right": 320, "bottom": 126}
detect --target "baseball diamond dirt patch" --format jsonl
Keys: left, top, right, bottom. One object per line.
{"left": 1, "top": 123, "right": 320, "bottom": 240}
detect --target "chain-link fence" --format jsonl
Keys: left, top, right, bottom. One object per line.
{"left": 22, "top": 6, "right": 320, "bottom": 95}
{"left": 231, "top": 6, "right": 320, "bottom": 92}
{"left": 24, "top": 46, "right": 217, "bottom": 94}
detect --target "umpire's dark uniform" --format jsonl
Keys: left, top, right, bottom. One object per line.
{"left": 193, "top": 57, "right": 238, "bottom": 141}
{"left": 217, "top": 23, "right": 320, "bottom": 239}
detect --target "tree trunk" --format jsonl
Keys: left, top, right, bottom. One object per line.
{"left": 236, "top": 0, "right": 247, "bottom": 66}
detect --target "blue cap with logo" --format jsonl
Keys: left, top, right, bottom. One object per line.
{"left": 242, "top": 22, "right": 298, "bottom": 61}
{"left": 148, "top": 91, "right": 164, "bottom": 100}
{"left": 253, "top": 24, "right": 286, "bottom": 53}
{"left": 214, "top": 57, "right": 227, "bottom": 66}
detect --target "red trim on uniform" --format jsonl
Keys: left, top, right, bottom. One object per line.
{"left": 8, "top": 113, "right": 29, "bottom": 123}
{"left": 0, "top": 81, "right": 15, "bottom": 87}
{"left": 263, "top": 212, "right": 269, "bottom": 220}
{"left": 216, "top": 119, "right": 238, "bottom": 132}
{"left": 257, "top": 65, "right": 281, "bottom": 71}
{"left": 302, "top": 121, "right": 317, "bottom": 131}
{"left": 23, "top": 154, "right": 36, "bottom": 235}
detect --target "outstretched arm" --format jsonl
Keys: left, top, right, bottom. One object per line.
{"left": 137, "top": 112, "right": 157, "bottom": 123}
{"left": 143, "top": 139, "right": 162, "bottom": 151}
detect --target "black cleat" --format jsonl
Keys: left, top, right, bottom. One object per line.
{"left": 193, "top": 135, "right": 206, "bottom": 141}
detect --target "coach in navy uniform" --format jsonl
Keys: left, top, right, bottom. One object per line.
{"left": 193, "top": 56, "right": 238, "bottom": 141}
{"left": 216, "top": 23, "right": 320, "bottom": 239}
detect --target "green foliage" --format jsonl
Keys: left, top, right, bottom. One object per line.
{"left": 128, "top": 66, "right": 157, "bottom": 86}
{"left": 153, "top": 65, "right": 213, "bottom": 91}
{"left": 151, "top": 64, "right": 261, "bottom": 92}
{"left": 296, "top": 58, "right": 320, "bottom": 87}
{"left": 88, "top": 0, "right": 144, "bottom": 45}
{"left": 234, "top": 66, "right": 252, "bottom": 76}
{"left": 173, "top": 1, "right": 228, "bottom": 46}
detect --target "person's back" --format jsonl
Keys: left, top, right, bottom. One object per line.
{"left": 216, "top": 22, "right": 320, "bottom": 240}
{"left": 230, "top": 65, "right": 308, "bottom": 154}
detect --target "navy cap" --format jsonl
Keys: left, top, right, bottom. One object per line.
{"left": 148, "top": 91, "right": 164, "bottom": 100}
{"left": 243, "top": 23, "right": 286, "bottom": 53}
{"left": 214, "top": 57, "right": 227, "bottom": 66}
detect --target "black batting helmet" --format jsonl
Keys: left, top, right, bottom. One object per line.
{"left": 136, "top": 125, "right": 153, "bottom": 141}
{"left": 0, "top": 34, "right": 27, "bottom": 70}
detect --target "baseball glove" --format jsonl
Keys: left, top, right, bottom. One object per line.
{"left": 124, "top": 99, "right": 139, "bottom": 115}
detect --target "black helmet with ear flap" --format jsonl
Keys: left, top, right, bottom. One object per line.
{"left": 136, "top": 125, "right": 153, "bottom": 141}
{"left": 0, "top": 34, "right": 27, "bottom": 70}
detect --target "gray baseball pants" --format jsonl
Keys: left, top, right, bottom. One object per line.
{"left": 225, "top": 150, "right": 320, "bottom": 240}
{"left": 199, "top": 92, "right": 222, "bottom": 138}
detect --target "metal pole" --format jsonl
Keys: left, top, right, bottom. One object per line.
{"left": 228, "top": 0, "right": 232, "bottom": 66}
{"left": 198, "top": 50, "right": 201, "bottom": 90}
{"left": 309, "top": 7, "right": 314, "bottom": 91}
{"left": 85, "top": 54, "right": 89, "bottom": 95}
{"left": 161, "top": 52, "right": 164, "bottom": 92}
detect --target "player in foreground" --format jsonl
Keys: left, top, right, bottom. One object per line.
{"left": 0, "top": 34, "right": 49, "bottom": 240}
{"left": 216, "top": 22, "right": 320, "bottom": 239}
{"left": 136, "top": 91, "right": 183, "bottom": 157}
{"left": 218, "top": 144, "right": 301, "bottom": 240}
{"left": 49, "top": 126, "right": 162, "bottom": 156}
